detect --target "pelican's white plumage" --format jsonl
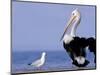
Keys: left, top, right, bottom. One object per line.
{"left": 75, "top": 56, "right": 85, "bottom": 64}
{"left": 63, "top": 34, "right": 74, "bottom": 44}
{"left": 28, "top": 52, "right": 46, "bottom": 68}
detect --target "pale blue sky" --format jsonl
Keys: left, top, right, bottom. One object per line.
{"left": 12, "top": 1, "right": 96, "bottom": 51}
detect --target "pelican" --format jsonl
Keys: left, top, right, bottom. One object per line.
{"left": 28, "top": 52, "right": 46, "bottom": 68}
{"left": 60, "top": 9, "right": 90, "bottom": 67}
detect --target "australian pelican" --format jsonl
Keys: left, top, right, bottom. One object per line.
{"left": 60, "top": 9, "right": 95, "bottom": 67}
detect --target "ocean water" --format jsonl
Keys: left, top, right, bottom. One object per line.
{"left": 12, "top": 50, "right": 95, "bottom": 74}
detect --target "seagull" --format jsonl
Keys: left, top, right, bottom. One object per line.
{"left": 28, "top": 52, "right": 46, "bottom": 68}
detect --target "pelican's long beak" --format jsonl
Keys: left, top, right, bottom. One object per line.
{"left": 60, "top": 15, "right": 76, "bottom": 41}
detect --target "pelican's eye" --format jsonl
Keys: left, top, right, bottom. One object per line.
{"left": 72, "top": 13, "right": 75, "bottom": 15}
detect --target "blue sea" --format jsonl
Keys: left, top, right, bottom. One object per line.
{"left": 12, "top": 50, "right": 95, "bottom": 74}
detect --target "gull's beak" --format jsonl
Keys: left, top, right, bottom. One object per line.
{"left": 60, "top": 15, "right": 76, "bottom": 41}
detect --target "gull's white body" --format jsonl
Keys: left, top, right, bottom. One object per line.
{"left": 30, "top": 52, "right": 46, "bottom": 68}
